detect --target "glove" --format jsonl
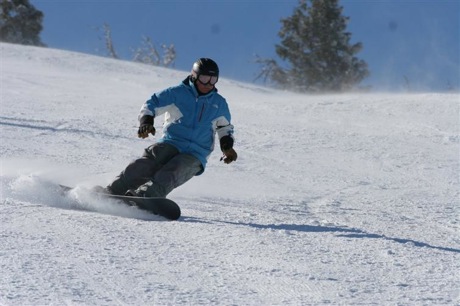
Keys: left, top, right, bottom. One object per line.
{"left": 138, "top": 115, "right": 155, "bottom": 138}
{"left": 138, "top": 124, "right": 155, "bottom": 138}
{"left": 221, "top": 148, "right": 238, "bottom": 164}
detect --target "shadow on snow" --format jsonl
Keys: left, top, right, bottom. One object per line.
{"left": 182, "top": 217, "right": 460, "bottom": 254}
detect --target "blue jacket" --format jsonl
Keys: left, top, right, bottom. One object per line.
{"left": 139, "top": 77, "right": 234, "bottom": 174}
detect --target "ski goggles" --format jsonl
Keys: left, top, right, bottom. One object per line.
{"left": 197, "top": 74, "right": 218, "bottom": 86}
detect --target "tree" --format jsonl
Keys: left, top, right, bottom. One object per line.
{"left": 99, "top": 23, "right": 118, "bottom": 59}
{"left": 0, "top": 0, "right": 45, "bottom": 46}
{"left": 131, "top": 36, "right": 176, "bottom": 68}
{"left": 256, "top": 0, "right": 368, "bottom": 92}
{"left": 98, "top": 23, "right": 176, "bottom": 68}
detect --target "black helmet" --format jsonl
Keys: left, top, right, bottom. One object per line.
{"left": 191, "top": 58, "right": 219, "bottom": 78}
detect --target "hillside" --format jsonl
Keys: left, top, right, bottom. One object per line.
{"left": 1, "top": 43, "right": 459, "bottom": 305}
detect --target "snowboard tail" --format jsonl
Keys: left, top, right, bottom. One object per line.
{"left": 60, "top": 185, "right": 181, "bottom": 220}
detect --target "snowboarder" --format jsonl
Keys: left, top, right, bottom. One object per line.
{"left": 106, "top": 58, "right": 237, "bottom": 197}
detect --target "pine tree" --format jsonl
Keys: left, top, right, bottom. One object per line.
{"left": 257, "top": 0, "right": 368, "bottom": 92}
{"left": 0, "top": 0, "right": 45, "bottom": 46}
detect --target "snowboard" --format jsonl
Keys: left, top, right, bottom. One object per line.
{"left": 59, "top": 185, "right": 181, "bottom": 220}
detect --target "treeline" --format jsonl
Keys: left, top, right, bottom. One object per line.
{"left": 1, "top": 0, "right": 375, "bottom": 92}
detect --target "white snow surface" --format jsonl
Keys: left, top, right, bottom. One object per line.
{"left": 1, "top": 43, "right": 459, "bottom": 305}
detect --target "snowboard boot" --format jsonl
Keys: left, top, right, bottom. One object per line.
{"left": 125, "top": 189, "right": 145, "bottom": 197}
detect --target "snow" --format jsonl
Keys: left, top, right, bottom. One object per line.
{"left": 1, "top": 42, "right": 459, "bottom": 305}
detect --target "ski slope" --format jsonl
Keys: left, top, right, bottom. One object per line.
{"left": 1, "top": 42, "right": 459, "bottom": 305}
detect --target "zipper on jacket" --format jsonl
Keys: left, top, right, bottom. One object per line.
{"left": 198, "top": 102, "right": 205, "bottom": 122}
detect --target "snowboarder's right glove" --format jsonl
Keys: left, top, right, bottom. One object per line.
{"left": 138, "top": 115, "right": 155, "bottom": 139}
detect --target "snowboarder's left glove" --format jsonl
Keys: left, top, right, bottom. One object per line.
{"left": 138, "top": 115, "right": 155, "bottom": 138}
{"left": 222, "top": 148, "right": 238, "bottom": 164}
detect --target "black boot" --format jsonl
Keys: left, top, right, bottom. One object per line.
{"left": 125, "top": 189, "right": 144, "bottom": 197}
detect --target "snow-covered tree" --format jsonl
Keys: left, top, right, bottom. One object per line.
{"left": 101, "top": 23, "right": 118, "bottom": 59}
{"left": 0, "top": 0, "right": 45, "bottom": 46}
{"left": 131, "top": 36, "right": 176, "bottom": 68}
{"left": 257, "top": 0, "right": 368, "bottom": 92}
{"left": 98, "top": 23, "right": 176, "bottom": 68}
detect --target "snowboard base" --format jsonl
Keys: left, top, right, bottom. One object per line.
{"left": 59, "top": 185, "right": 181, "bottom": 220}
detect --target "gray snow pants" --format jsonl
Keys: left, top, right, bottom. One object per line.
{"left": 107, "top": 143, "right": 202, "bottom": 197}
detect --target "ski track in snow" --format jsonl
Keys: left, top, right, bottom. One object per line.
{"left": 1, "top": 43, "right": 459, "bottom": 305}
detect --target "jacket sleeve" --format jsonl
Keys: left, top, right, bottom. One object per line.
{"left": 215, "top": 102, "right": 235, "bottom": 151}
{"left": 138, "top": 87, "right": 177, "bottom": 120}
{"left": 139, "top": 95, "right": 157, "bottom": 119}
